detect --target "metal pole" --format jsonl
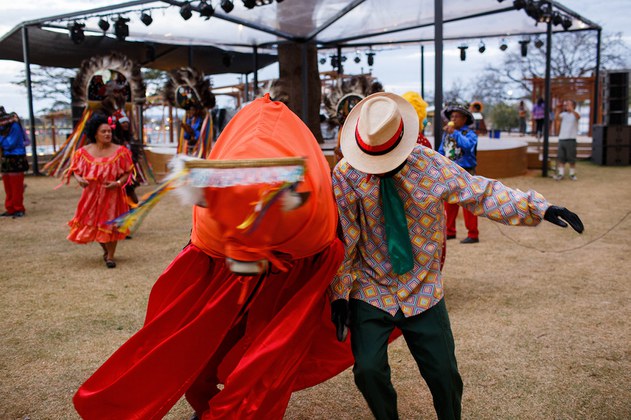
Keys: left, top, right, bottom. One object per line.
{"left": 21, "top": 25, "right": 39, "bottom": 175}
{"left": 421, "top": 45, "right": 425, "bottom": 99}
{"left": 542, "top": 19, "right": 552, "bottom": 177}
{"left": 253, "top": 45, "right": 259, "bottom": 97}
{"left": 592, "top": 28, "right": 601, "bottom": 125}
{"left": 433, "top": 0, "right": 443, "bottom": 150}
{"left": 244, "top": 73, "right": 249, "bottom": 102}
{"left": 336, "top": 46, "right": 342, "bottom": 75}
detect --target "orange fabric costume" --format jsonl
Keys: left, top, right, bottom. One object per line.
{"left": 73, "top": 95, "right": 352, "bottom": 419}
{"left": 67, "top": 146, "right": 133, "bottom": 244}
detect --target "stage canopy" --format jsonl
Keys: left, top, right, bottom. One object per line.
{"left": 0, "top": 0, "right": 600, "bottom": 74}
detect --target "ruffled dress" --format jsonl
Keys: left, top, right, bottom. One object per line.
{"left": 67, "top": 146, "right": 133, "bottom": 244}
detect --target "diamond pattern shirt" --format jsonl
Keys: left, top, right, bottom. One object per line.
{"left": 330, "top": 145, "right": 550, "bottom": 317}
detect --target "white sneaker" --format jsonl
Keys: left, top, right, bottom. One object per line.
{"left": 553, "top": 174, "right": 563, "bottom": 181}
{"left": 569, "top": 174, "right": 577, "bottom": 181}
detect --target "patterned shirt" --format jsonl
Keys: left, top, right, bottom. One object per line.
{"left": 330, "top": 145, "right": 550, "bottom": 317}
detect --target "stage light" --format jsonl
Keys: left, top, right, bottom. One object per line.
{"left": 552, "top": 11, "right": 563, "bottom": 26}
{"left": 534, "top": 37, "right": 544, "bottom": 48}
{"left": 114, "top": 16, "right": 130, "bottom": 41}
{"left": 366, "top": 51, "right": 375, "bottom": 67}
{"left": 478, "top": 40, "right": 486, "bottom": 53}
{"left": 330, "top": 55, "right": 339, "bottom": 69}
{"left": 538, "top": 2, "right": 552, "bottom": 23}
{"left": 221, "top": 0, "right": 235, "bottom": 13}
{"left": 499, "top": 39, "right": 508, "bottom": 51}
{"left": 458, "top": 45, "right": 468, "bottom": 61}
{"left": 140, "top": 12, "right": 153, "bottom": 26}
{"left": 354, "top": 54, "right": 361, "bottom": 64}
{"left": 513, "top": 0, "right": 527, "bottom": 10}
{"left": 243, "top": 0, "right": 256, "bottom": 9}
{"left": 98, "top": 18, "right": 110, "bottom": 32}
{"left": 319, "top": 57, "right": 326, "bottom": 65}
{"left": 561, "top": 16, "right": 572, "bottom": 30}
{"left": 69, "top": 22, "right": 85, "bottom": 44}
{"left": 199, "top": 1, "right": 215, "bottom": 19}
{"left": 519, "top": 39, "right": 530, "bottom": 57}
{"left": 180, "top": 3, "right": 193, "bottom": 20}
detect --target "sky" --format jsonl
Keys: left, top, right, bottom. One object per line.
{"left": 0, "top": 0, "right": 629, "bottom": 116}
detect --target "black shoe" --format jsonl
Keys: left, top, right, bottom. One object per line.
{"left": 460, "top": 237, "right": 479, "bottom": 244}
{"left": 446, "top": 235, "right": 456, "bottom": 240}
{"left": 105, "top": 259, "right": 117, "bottom": 268}
{"left": 1, "top": 212, "right": 13, "bottom": 217}
{"left": 11, "top": 211, "right": 25, "bottom": 218}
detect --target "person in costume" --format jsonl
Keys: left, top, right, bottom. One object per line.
{"left": 66, "top": 114, "right": 133, "bottom": 268}
{"left": 329, "top": 92, "right": 584, "bottom": 420}
{"left": 439, "top": 105, "right": 480, "bottom": 244}
{"left": 469, "top": 101, "right": 487, "bottom": 136}
{"left": 73, "top": 95, "right": 354, "bottom": 419}
{"left": 182, "top": 104, "right": 205, "bottom": 155}
{"left": 0, "top": 107, "right": 29, "bottom": 218}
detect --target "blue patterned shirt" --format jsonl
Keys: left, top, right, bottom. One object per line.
{"left": 330, "top": 145, "right": 549, "bottom": 317}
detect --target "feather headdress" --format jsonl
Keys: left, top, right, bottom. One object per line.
{"left": 163, "top": 67, "right": 216, "bottom": 110}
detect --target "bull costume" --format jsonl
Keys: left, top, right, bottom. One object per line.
{"left": 73, "top": 95, "right": 353, "bottom": 419}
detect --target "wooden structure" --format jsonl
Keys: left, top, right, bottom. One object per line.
{"left": 531, "top": 76, "right": 595, "bottom": 135}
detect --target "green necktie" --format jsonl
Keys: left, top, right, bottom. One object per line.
{"left": 380, "top": 176, "right": 414, "bottom": 275}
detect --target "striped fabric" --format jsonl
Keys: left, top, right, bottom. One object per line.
{"left": 330, "top": 145, "right": 549, "bottom": 317}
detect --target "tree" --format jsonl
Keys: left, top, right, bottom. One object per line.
{"left": 489, "top": 102, "right": 519, "bottom": 132}
{"left": 12, "top": 66, "right": 75, "bottom": 114}
{"left": 471, "top": 31, "right": 630, "bottom": 103}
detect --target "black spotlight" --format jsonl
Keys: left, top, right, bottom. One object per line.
{"left": 552, "top": 11, "right": 563, "bottom": 26}
{"left": 561, "top": 16, "right": 572, "bottom": 30}
{"left": 222, "top": 53, "right": 233, "bottom": 67}
{"left": 366, "top": 51, "right": 375, "bottom": 66}
{"left": 519, "top": 39, "right": 530, "bottom": 57}
{"left": 478, "top": 40, "right": 486, "bottom": 53}
{"left": 114, "top": 16, "right": 130, "bottom": 41}
{"left": 534, "top": 37, "right": 544, "bottom": 48}
{"left": 69, "top": 22, "right": 85, "bottom": 44}
{"left": 354, "top": 54, "right": 361, "bottom": 64}
{"left": 180, "top": 3, "right": 193, "bottom": 20}
{"left": 199, "top": 1, "right": 215, "bottom": 19}
{"left": 221, "top": 0, "right": 235, "bottom": 13}
{"left": 140, "top": 12, "right": 153, "bottom": 26}
{"left": 499, "top": 39, "right": 508, "bottom": 51}
{"left": 513, "top": 0, "right": 526, "bottom": 10}
{"left": 276, "top": 0, "right": 284, "bottom": 2}
{"left": 330, "top": 55, "right": 339, "bottom": 69}
{"left": 319, "top": 57, "right": 326, "bottom": 65}
{"left": 458, "top": 45, "right": 468, "bottom": 61}
{"left": 538, "top": 2, "right": 552, "bottom": 23}
{"left": 243, "top": 0, "right": 256, "bottom": 9}
{"left": 98, "top": 18, "right": 110, "bottom": 32}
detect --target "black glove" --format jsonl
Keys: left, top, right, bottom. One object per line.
{"left": 544, "top": 205, "right": 584, "bottom": 233}
{"left": 330, "top": 299, "right": 350, "bottom": 342}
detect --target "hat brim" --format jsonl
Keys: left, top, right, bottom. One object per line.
{"left": 340, "top": 92, "right": 419, "bottom": 174}
{"left": 444, "top": 107, "right": 474, "bottom": 126}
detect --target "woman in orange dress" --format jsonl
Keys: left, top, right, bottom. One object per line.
{"left": 67, "top": 114, "right": 133, "bottom": 268}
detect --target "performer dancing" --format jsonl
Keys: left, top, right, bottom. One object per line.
{"left": 73, "top": 95, "right": 352, "bottom": 419}
{"left": 66, "top": 114, "right": 133, "bottom": 268}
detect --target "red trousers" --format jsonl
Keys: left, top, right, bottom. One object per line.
{"left": 445, "top": 202, "right": 478, "bottom": 239}
{"left": 2, "top": 172, "right": 25, "bottom": 214}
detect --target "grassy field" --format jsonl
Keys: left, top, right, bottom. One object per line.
{"left": 1, "top": 160, "right": 630, "bottom": 419}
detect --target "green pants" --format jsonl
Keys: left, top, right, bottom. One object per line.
{"left": 349, "top": 298, "right": 463, "bottom": 420}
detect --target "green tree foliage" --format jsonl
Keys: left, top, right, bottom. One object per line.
{"left": 489, "top": 102, "right": 519, "bottom": 132}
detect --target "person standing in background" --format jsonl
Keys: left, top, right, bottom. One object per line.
{"left": 532, "top": 98, "right": 545, "bottom": 140}
{"left": 439, "top": 105, "right": 480, "bottom": 244}
{"left": 518, "top": 100, "right": 528, "bottom": 137}
{"left": 0, "top": 107, "right": 29, "bottom": 218}
{"left": 554, "top": 100, "right": 580, "bottom": 181}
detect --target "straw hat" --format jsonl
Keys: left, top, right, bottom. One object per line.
{"left": 340, "top": 92, "right": 419, "bottom": 174}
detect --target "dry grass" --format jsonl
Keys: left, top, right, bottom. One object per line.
{"left": 1, "top": 161, "right": 630, "bottom": 419}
